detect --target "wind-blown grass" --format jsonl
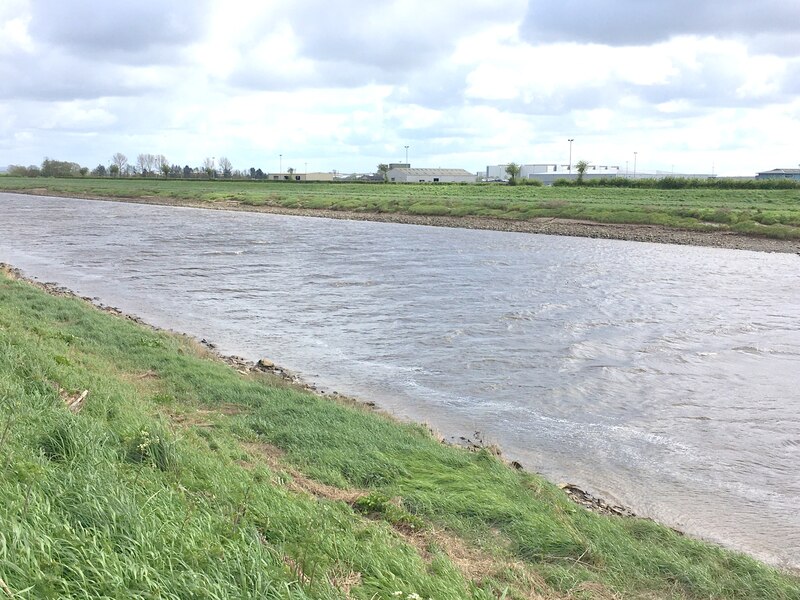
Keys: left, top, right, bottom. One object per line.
{"left": 2, "top": 176, "right": 799, "bottom": 240}
{"left": 0, "top": 269, "right": 798, "bottom": 598}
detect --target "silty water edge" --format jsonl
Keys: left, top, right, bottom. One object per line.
{"left": 1, "top": 192, "right": 799, "bottom": 569}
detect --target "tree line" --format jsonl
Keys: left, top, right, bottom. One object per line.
{"left": 5, "top": 154, "right": 277, "bottom": 180}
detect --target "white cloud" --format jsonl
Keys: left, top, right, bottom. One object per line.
{"left": 0, "top": 15, "right": 33, "bottom": 55}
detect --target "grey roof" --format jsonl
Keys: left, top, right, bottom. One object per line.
{"left": 757, "top": 168, "right": 800, "bottom": 174}
{"left": 388, "top": 168, "right": 474, "bottom": 176}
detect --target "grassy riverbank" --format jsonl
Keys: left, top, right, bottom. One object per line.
{"left": 1, "top": 267, "right": 798, "bottom": 599}
{"left": 2, "top": 176, "right": 800, "bottom": 243}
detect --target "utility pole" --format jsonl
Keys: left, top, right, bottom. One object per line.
{"left": 568, "top": 139, "right": 574, "bottom": 174}
{"left": 633, "top": 152, "right": 638, "bottom": 179}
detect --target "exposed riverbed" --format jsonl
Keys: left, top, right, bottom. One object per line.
{"left": 2, "top": 192, "right": 799, "bottom": 570}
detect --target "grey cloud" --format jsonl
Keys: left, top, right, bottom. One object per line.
{"left": 227, "top": 39, "right": 471, "bottom": 102}
{"left": 285, "top": 0, "right": 517, "bottom": 72}
{"left": 0, "top": 51, "right": 158, "bottom": 101}
{"left": 286, "top": 5, "right": 438, "bottom": 73}
{"left": 222, "top": 0, "right": 534, "bottom": 123}
{"left": 522, "top": 0, "right": 800, "bottom": 47}
{"left": 388, "top": 65, "right": 471, "bottom": 109}
{"left": 28, "top": 0, "right": 211, "bottom": 63}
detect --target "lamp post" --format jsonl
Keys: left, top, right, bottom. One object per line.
{"left": 568, "top": 139, "right": 574, "bottom": 174}
{"left": 279, "top": 154, "right": 282, "bottom": 174}
{"left": 633, "top": 152, "right": 638, "bottom": 179}
{"left": 404, "top": 145, "right": 409, "bottom": 165}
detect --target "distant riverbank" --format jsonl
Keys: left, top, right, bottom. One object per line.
{"left": 2, "top": 177, "right": 800, "bottom": 253}
{"left": 122, "top": 195, "right": 800, "bottom": 254}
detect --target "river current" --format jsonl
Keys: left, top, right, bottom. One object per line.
{"left": 2, "top": 193, "right": 799, "bottom": 569}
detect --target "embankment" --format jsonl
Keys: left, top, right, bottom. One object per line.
{"left": 1, "top": 264, "right": 798, "bottom": 598}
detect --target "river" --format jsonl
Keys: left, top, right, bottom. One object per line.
{"left": 1, "top": 193, "right": 798, "bottom": 569}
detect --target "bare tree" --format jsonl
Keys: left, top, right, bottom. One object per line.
{"left": 218, "top": 156, "right": 232, "bottom": 178}
{"left": 137, "top": 153, "right": 160, "bottom": 176}
{"left": 112, "top": 153, "right": 127, "bottom": 176}
{"left": 202, "top": 157, "right": 216, "bottom": 178}
{"left": 157, "top": 155, "right": 169, "bottom": 178}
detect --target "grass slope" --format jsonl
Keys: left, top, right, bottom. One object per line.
{"left": 1, "top": 176, "right": 800, "bottom": 240}
{"left": 0, "top": 269, "right": 798, "bottom": 599}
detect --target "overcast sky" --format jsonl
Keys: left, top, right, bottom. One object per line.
{"left": 2, "top": 0, "right": 799, "bottom": 176}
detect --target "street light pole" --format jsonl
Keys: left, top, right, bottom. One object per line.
{"left": 568, "top": 139, "right": 574, "bottom": 174}
{"left": 404, "top": 145, "right": 409, "bottom": 165}
{"left": 279, "top": 154, "right": 282, "bottom": 174}
{"left": 633, "top": 152, "right": 638, "bottom": 179}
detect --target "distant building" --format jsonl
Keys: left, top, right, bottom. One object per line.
{"left": 486, "top": 163, "right": 620, "bottom": 184}
{"left": 267, "top": 172, "right": 335, "bottom": 182}
{"left": 525, "top": 164, "right": 620, "bottom": 184}
{"left": 756, "top": 168, "right": 800, "bottom": 180}
{"left": 486, "top": 163, "right": 716, "bottom": 184}
{"left": 387, "top": 167, "right": 476, "bottom": 183}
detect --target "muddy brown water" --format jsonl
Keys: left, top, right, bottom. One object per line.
{"left": 2, "top": 193, "right": 799, "bottom": 570}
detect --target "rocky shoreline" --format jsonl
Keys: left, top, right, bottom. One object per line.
{"left": 1, "top": 260, "right": 639, "bottom": 520}
{"left": 10, "top": 189, "right": 800, "bottom": 254}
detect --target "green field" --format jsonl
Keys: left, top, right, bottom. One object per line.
{"left": 1, "top": 268, "right": 799, "bottom": 598}
{"left": 2, "top": 176, "right": 800, "bottom": 240}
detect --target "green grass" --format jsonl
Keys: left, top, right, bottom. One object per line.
{"left": 2, "top": 176, "right": 800, "bottom": 240}
{"left": 0, "top": 269, "right": 799, "bottom": 598}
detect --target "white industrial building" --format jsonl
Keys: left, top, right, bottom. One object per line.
{"left": 387, "top": 167, "right": 476, "bottom": 183}
{"left": 486, "top": 163, "right": 620, "bottom": 183}
{"left": 485, "top": 163, "right": 715, "bottom": 184}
